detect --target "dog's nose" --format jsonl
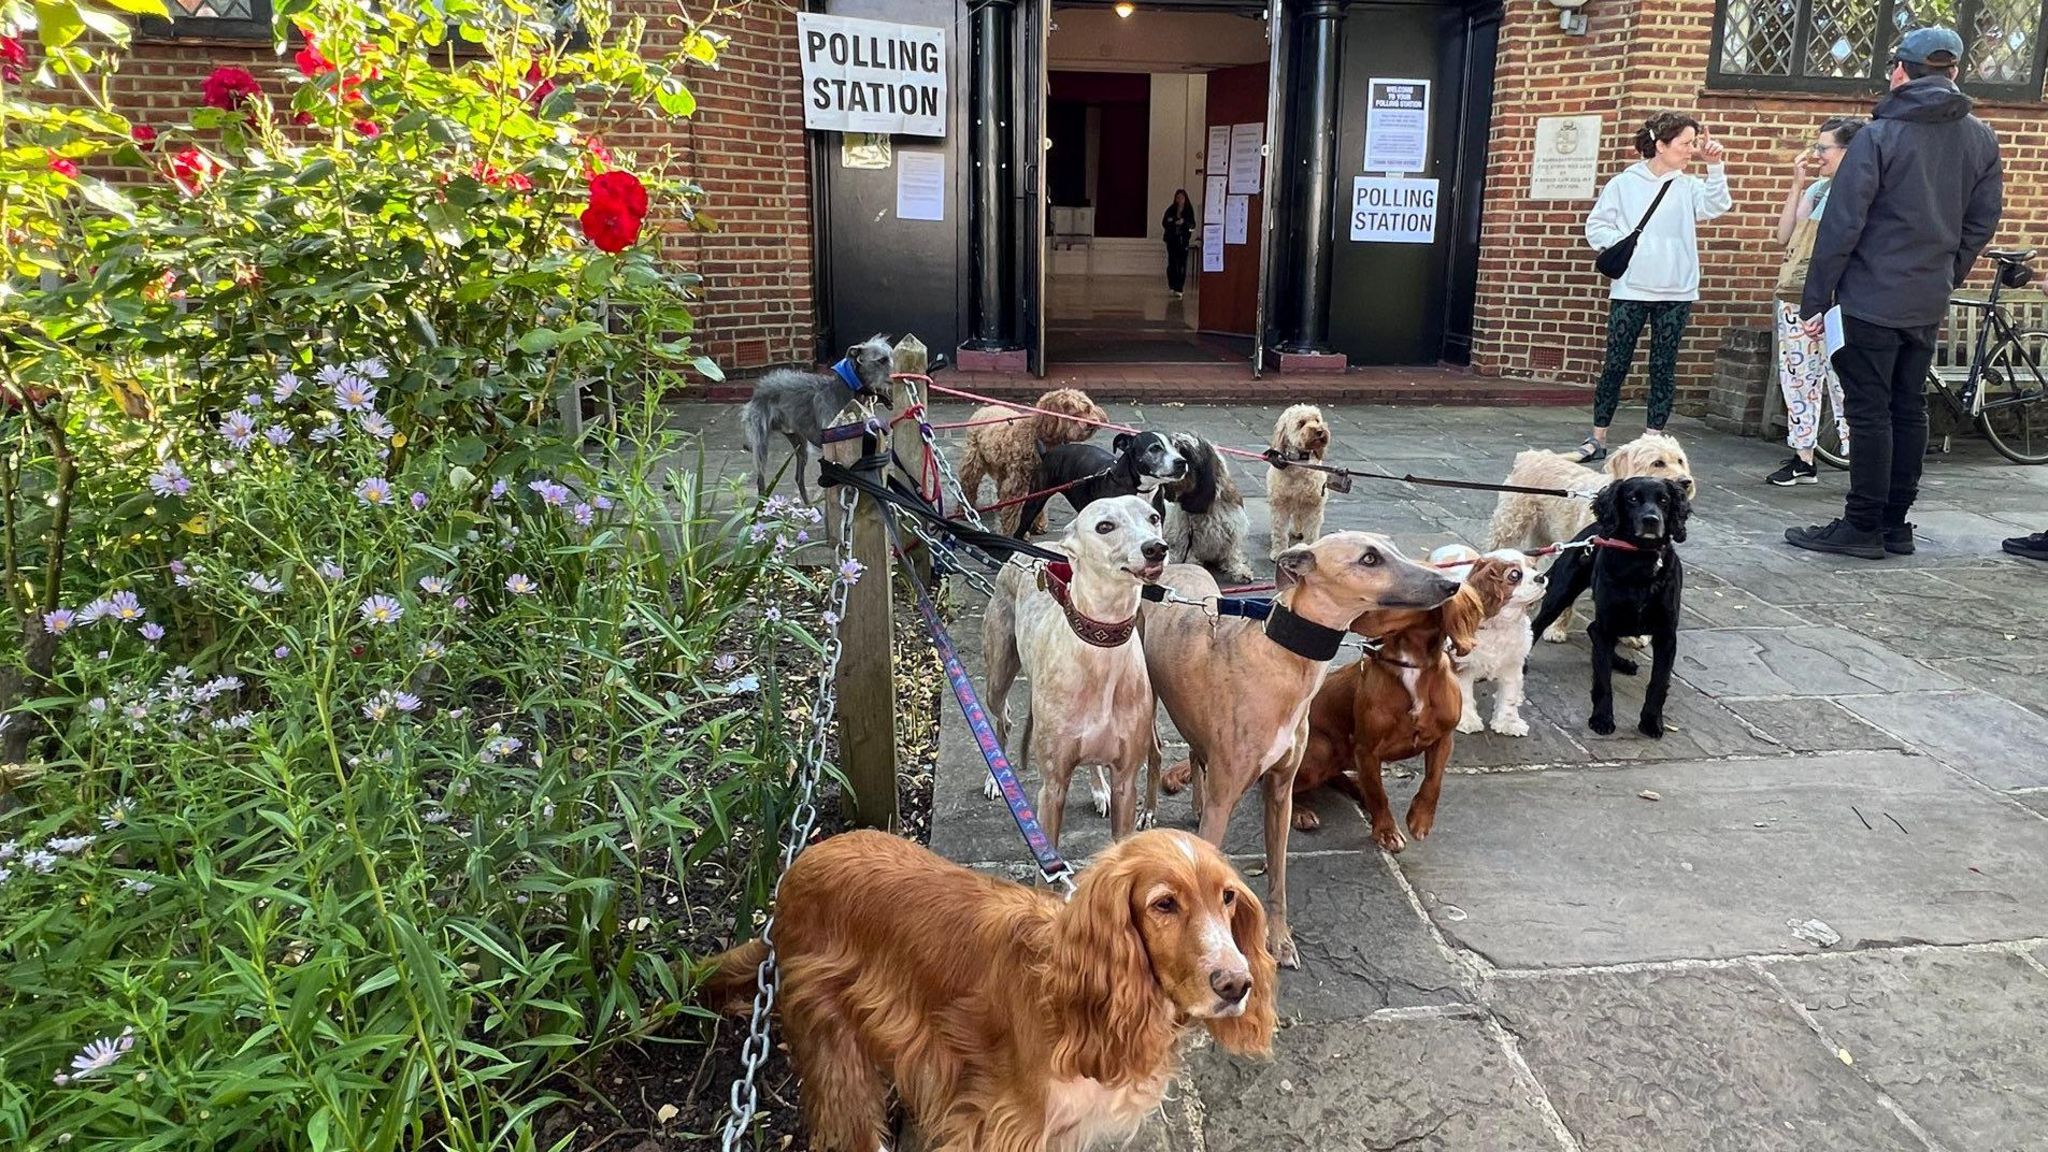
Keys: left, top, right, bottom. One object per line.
{"left": 1209, "top": 968, "right": 1251, "bottom": 1005}
{"left": 1141, "top": 540, "right": 1168, "bottom": 563}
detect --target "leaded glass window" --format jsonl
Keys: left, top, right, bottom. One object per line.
{"left": 1710, "top": 0, "right": 2048, "bottom": 97}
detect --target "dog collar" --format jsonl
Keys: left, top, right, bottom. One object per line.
{"left": 1263, "top": 603, "right": 1346, "bottom": 662}
{"left": 830, "top": 357, "right": 865, "bottom": 396}
{"left": 1264, "top": 446, "right": 1318, "bottom": 466}
{"left": 1038, "top": 562, "right": 1138, "bottom": 649}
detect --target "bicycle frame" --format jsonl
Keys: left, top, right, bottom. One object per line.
{"left": 1947, "top": 268, "right": 2048, "bottom": 419}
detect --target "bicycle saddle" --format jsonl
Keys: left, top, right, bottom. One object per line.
{"left": 1990, "top": 248, "right": 2036, "bottom": 262}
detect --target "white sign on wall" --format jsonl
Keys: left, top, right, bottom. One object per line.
{"left": 1350, "top": 176, "right": 1439, "bottom": 244}
{"left": 1227, "top": 122, "right": 1264, "bottom": 194}
{"left": 1364, "top": 78, "right": 1430, "bottom": 174}
{"left": 1528, "top": 115, "right": 1603, "bottom": 200}
{"left": 797, "top": 13, "right": 947, "bottom": 137}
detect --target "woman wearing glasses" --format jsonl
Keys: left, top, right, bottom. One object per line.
{"left": 1767, "top": 116, "right": 1863, "bottom": 486}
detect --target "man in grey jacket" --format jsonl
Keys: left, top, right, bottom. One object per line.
{"left": 1790, "top": 26, "right": 2003, "bottom": 559}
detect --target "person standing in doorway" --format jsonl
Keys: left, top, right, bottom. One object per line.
{"left": 1162, "top": 189, "right": 1196, "bottom": 299}
{"left": 1789, "top": 26, "right": 2002, "bottom": 559}
{"left": 1766, "top": 117, "right": 1863, "bottom": 487}
{"left": 1571, "top": 113, "right": 1732, "bottom": 463}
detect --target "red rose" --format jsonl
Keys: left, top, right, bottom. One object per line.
{"left": 353, "top": 118, "right": 380, "bottom": 137}
{"left": 169, "top": 147, "right": 215, "bottom": 196}
{"left": 294, "top": 37, "right": 333, "bottom": 79}
{"left": 588, "top": 170, "right": 648, "bottom": 218}
{"left": 200, "top": 66, "right": 261, "bottom": 111}
{"left": 130, "top": 124, "right": 158, "bottom": 147}
{"left": 0, "top": 35, "right": 25, "bottom": 66}
{"left": 292, "top": 111, "right": 317, "bottom": 126}
{"left": 524, "top": 61, "right": 556, "bottom": 105}
{"left": 583, "top": 135, "right": 612, "bottom": 174}
{"left": 580, "top": 201, "right": 642, "bottom": 253}
{"left": 48, "top": 157, "right": 79, "bottom": 179}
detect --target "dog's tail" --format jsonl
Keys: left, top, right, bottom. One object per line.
{"left": 738, "top": 400, "right": 765, "bottom": 455}
{"left": 695, "top": 939, "right": 769, "bottom": 1015}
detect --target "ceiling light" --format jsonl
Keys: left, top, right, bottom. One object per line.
{"left": 1114, "top": 1, "right": 1135, "bottom": 16}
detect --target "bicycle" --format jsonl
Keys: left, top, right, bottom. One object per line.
{"left": 1815, "top": 248, "right": 2048, "bottom": 468}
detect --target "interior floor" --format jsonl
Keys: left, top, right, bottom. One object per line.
{"left": 1046, "top": 272, "right": 1247, "bottom": 364}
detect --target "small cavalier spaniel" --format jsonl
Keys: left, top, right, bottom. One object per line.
{"left": 701, "top": 828, "right": 1277, "bottom": 1152}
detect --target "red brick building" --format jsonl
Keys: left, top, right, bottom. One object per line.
{"left": 112, "top": 0, "right": 2048, "bottom": 415}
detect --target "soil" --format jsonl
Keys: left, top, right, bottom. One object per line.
{"left": 547, "top": 587, "right": 945, "bottom": 1152}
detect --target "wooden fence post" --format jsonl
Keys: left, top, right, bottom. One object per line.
{"left": 831, "top": 335, "right": 929, "bottom": 830}
{"left": 890, "top": 336, "right": 932, "bottom": 586}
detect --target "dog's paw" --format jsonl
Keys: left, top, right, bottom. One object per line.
{"left": 1456, "top": 711, "right": 1484, "bottom": 735}
{"left": 1089, "top": 775, "right": 1111, "bottom": 818}
{"left": 1405, "top": 807, "right": 1437, "bottom": 843}
{"left": 1589, "top": 712, "right": 1616, "bottom": 736}
{"left": 1612, "top": 654, "right": 1640, "bottom": 676}
{"left": 1271, "top": 930, "right": 1301, "bottom": 971}
{"left": 1492, "top": 713, "right": 1531, "bottom": 737}
{"left": 1136, "top": 806, "right": 1157, "bottom": 831}
{"left": 982, "top": 774, "right": 1002, "bottom": 802}
{"left": 1371, "top": 821, "right": 1409, "bottom": 854}
{"left": 1292, "top": 807, "right": 1322, "bottom": 832}
{"left": 1159, "top": 759, "right": 1193, "bottom": 795}
{"left": 1638, "top": 713, "right": 1665, "bottom": 740}
{"left": 1622, "top": 634, "right": 1650, "bottom": 651}
{"left": 1542, "top": 626, "right": 1570, "bottom": 644}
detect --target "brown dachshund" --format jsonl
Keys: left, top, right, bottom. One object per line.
{"left": 1292, "top": 557, "right": 1516, "bottom": 853}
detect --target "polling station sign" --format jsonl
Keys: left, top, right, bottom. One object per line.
{"left": 797, "top": 13, "right": 947, "bottom": 138}
{"left": 1350, "top": 176, "right": 1439, "bottom": 244}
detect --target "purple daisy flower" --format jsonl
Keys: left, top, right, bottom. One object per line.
{"left": 410, "top": 491, "right": 428, "bottom": 511}
{"left": 571, "top": 502, "right": 594, "bottom": 527}
{"left": 358, "top": 411, "right": 395, "bottom": 440}
{"left": 219, "top": 411, "right": 257, "bottom": 452}
{"left": 106, "top": 591, "right": 145, "bottom": 622}
{"left": 42, "top": 609, "right": 76, "bottom": 635}
{"left": 148, "top": 463, "right": 190, "bottom": 498}
{"left": 263, "top": 424, "right": 293, "bottom": 447}
{"left": 309, "top": 420, "right": 343, "bottom": 444}
{"left": 505, "top": 573, "right": 537, "bottom": 596}
{"left": 357, "top": 595, "right": 404, "bottom": 626}
{"left": 354, "top": 477, "right": 393, "bottom": 507}
{"left": 333, "top": 378, "right": 377, "bottom": 413}
{"left": 273, "top": 370, "right": 302, "bottom": 403}
{"left": 140, "top": 622, "right": 165, "bottom": 643}
{"left": 838, "top": 558, "right": 866, "bottom": 585}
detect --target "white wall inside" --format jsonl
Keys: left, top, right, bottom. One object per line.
{"left": 1146, "top": 73, "right": 1208, "bottom": 241}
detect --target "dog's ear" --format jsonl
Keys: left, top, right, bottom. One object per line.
{"left": 1113, "top": 431, "right": 1134, "bottom": 453}
{"left": 1275, "top": 546, "right": 1317, "bottom": 581}
{"left": 1441, "top": 584, "right": 1486, "bottom": 658}
{"left": 1591, "top": 480, "right": 1622, "bottom": 533}
{"left": 1047, "top": 852, "right": 1175, "bottom": 1082}
{"left": 1667, "top": 479, "right": 1693, "bottom": 544}
{"left": 1269, "top": 416, "right": 1289, "bottom": 453}
{"left": 1206, "top": 876, "right": 1278, "bottom": 1058}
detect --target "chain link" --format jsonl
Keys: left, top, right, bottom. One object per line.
{"left": 720, "top": 487, "right": 860, "bottom": 1152}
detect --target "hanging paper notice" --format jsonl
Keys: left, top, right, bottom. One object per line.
{"left": 1201, "top": 223, "right": 1224, "bottom": 272}
{"left": 1203, "top": 175, "right": 1227, "bottom": 224}
{"left": 1349, "top": 176, "right": 1438, "bottom": 244}
{"left": 1205, "top": 124, "right": 1231, "bottom": 174}
{"left": 1364, "top": 78, "right": 1430, "bottom": 173}
{"left": 1227, "top": 122, "right": 1263, "bottom": 194}
{"left": 896, "top": 150, "right": 945, "bottom": 221}
{"left": 1224, "top": 195, "right": 1250, "bottom": 245}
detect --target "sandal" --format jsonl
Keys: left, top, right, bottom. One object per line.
{"left": 1566, "top": 438, "right": 1608, "bottom": 464}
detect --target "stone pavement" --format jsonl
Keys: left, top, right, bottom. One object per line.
{"left": 669, "top": 396, "right": 2048, "bottom": 1152}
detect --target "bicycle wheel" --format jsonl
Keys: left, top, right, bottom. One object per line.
{"left": 1977, "top": 328, "right": 2048, "bottom": 464}
{"left": 1813, "top": 379, "right": 1850, "bottom": 470}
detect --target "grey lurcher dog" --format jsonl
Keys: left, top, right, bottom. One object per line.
{"left": 1140, "top": 533, "right": 1458, "bottom": 968}
{"left": 740, "top": 335, "right": 895, "bottom": 503}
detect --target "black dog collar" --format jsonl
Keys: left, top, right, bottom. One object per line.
{"left": 1263, "top": 603, "right": 1347, "bottom": 662}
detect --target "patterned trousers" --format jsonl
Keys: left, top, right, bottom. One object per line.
{"left": 1775, "top": 301, "right": 1850, "bottom": 453}
{"left": 1593, "top": 299, "right": 1692, "bottom": 430}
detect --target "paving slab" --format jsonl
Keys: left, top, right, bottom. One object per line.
{"left": 1837, "top": 690, "right": 2048, "bottom": 791}
{"left": 1173, "top": 1016, "right": 1562, "bottom": 1152}
{"left": 1679, "top": 543, "right": 1891, "bottom": 607}
{"left": 1716, "top": 697, "right": 1908, "bottom": 755}
{"left": 1804, "top": 597, "right": 2048, "bottom": 663}
{"left": 1265, "top": 852, "right": 1470, "bottom": 1022}
{"left": 1926, "top": 654, "right": 2048, "bottom": 720}
{"left": 1679, "top": 572, "right": 1809, "bottom": 629}
{"left": 1674, "top": 626, "right": 1958, "bottom": 698}
{"left": 1518, "top": 640, "right": 1782, "bottom": 761}
{"left": 1765, "top": 949, "right": 2048, "bottom": 1152}
{"left": 1490, "top": 967, "right": 1924, "bottom": 1152}
{"left": 2016, "top": 790, "right": 2048, "bottom": 818}
{"left": 1394, "top": 752, "right": 2048, "bottom": 968}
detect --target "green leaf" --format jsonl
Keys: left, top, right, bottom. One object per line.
{"left": 691, "top": 356, "right": 725, "bottom": 382}
{"left": 102, "top": 0, "right": 171, "bottom": 13}
{"left": 34, "top": 1, "right": 88, "bottom": 48}
{"left": 77, "top": 177, "right": 137, "bottom": 221}
{"left": 655, "top": 78, "right": 697, "bottom": 118}
{"left": 580, "top": 255, "right": 617, "bottom": 288}
{"left": 307, "top": 1107, "right": 333, "bottom": 1152}
{"left": 421, "top": 202, "right": 470, "bottom": 248}
{"left": 516, "top": 328, "right": 560, "bottom": 355}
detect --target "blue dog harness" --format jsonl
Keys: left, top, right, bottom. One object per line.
{"left": 830, "top": 357, "right": 865, "bottom": 396}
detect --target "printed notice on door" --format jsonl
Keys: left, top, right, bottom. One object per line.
{"left": 1203, "top": 175, "right": 1227, "bottom": 224}
{"left": 1201, "top": 223, "right": 1225, "bottom": 272}
{"left": 1528, "top": 114, "right": 1602, "bottom": 200}
{"left": 1227, "top": 122, "right": 1263, "bottom": 194}
{"left": 1364, "top": 78, "right": 1430, "bottom": 174}
{"left": 895, "top": 150, "right": 945, "bottom": 221}
{"left": 1224, "top": 195, "right": 1250, "bottom": 245}
{"left": 1350, "top": 176, "right": 1438, "bottom": 244}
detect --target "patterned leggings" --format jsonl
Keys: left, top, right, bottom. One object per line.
{"left": 1775, "top": 301, "right": 1850, "bottom": 453}
{"left": 1593, "top": 299, "right": 1692, "bottom": 430}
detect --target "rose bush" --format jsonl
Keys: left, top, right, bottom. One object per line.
{"left": 1, "top": 1, "right": 825, "bottom": 1148}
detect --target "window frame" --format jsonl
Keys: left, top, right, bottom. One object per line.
{"left": 135, "top": 0, "right": 275, "bottom": 42}
{"left": 1706, "top": 0, "right": 2048, "bottom": 100}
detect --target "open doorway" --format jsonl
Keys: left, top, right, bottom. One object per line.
{"left": 1040, "top": 3, "right": 1268, "bottom": 368}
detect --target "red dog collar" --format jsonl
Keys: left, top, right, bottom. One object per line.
{"left": 1038, "top": 562, "right": 1138, "bottom": 649}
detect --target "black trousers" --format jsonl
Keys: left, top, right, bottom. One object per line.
{"left": 1832, "top": 315, "right": 1936, "bottom": 531}
{"left": 1166, "top": 242, "right": 1189, "bottom": 292}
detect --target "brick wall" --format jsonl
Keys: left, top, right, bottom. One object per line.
{"left": 1473, "top": 0, "right": 2048, "bottom": 416}
{"left": 99, "top": 2, "right": 815, "bottom": 376}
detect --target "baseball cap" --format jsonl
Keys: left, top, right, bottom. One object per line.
{"left": 1896, "top": 26, "right": 1965, "bottom": 65}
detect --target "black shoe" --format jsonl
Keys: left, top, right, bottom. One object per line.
{"left": 1767, "top": 457, "right": 1818, "bottom": 486}
{"left": 1883, "top": 523, "right": 1916, "bottom": 555}
{"left": 1785, "top": 518, "right": 1885, "bottom": 560}
{"left": 2004, "top": 531, "right": 2048, "bottom": 562}
{"left": 1566, "top": 438, "right": 1607, "bottom": 464}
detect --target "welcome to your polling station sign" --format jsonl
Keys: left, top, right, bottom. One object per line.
{"left": 797, "top": 13, "right": 948, "bottom": 138}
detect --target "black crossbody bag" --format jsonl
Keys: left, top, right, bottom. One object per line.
{"left": 1594, "top": 179, "right": 1674, "bottom": 280}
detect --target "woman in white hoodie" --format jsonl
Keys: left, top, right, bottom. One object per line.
{"left": 1573, "top": 112, "right": 1732, "bottom": 463}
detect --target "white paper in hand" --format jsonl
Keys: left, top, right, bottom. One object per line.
{"left": 1823, "top": 306, "right": 1845, "bottom": 359}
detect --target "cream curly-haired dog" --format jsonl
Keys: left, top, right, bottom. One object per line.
{"left": 1487, "top": 430, "right": 1694, "bottom": 642}
{"left": 957, "top": 388, "right": 1108, "bottom": 535}
{"left": 1265, "top": 404, "right": 1332, "bottom": 559}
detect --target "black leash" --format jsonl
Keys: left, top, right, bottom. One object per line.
{"left": 1261, "top": 448, "right": 1586, "bottom": 500}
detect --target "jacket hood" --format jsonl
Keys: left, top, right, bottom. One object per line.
{"left": 1875, "top": 76, "right": 1974, "bottom": 123}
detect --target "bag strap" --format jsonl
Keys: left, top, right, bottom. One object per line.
{"left": 1626, "top": 179, "right": 1676, "bottom": 239}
